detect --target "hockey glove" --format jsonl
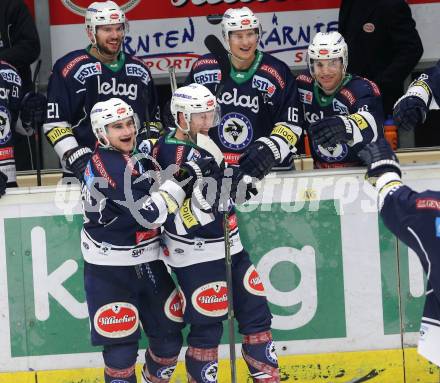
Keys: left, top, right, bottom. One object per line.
{"left": 393, "top": 96, "right": 427, "bottom": 131}
{"left": 358, "top": 138, "right": 401, "bottom": 186}
{"left": 309, "top": 116, "right": 353, "bottom": 148}
{"left": 0, "top": 171, "right": 7, "bottom": 197}
{"left": 230, "top": 168, "right": 258, "bottom": 204}
{"left": 239, "top": 137, "right": 281, "bottom": 180}
{"left": 64, "top": 146, "right": 93, "bottom": 181}
{"left": 20, "top": 92, "right": 47, "bottom": 130}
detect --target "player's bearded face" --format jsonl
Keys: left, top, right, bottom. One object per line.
{"left": 313, "top": 58, "right": 344, "bottom": 94}
{"left": 189, "top": 110, "right": 216, "bottom": 137}
{"left": 95, "top": 24, "right": 125, "bottom": 55}
{"left": 106, "top": 117, "right": 136, "bottom": 154}
{"left": 229, "top": 30, "right": 258, "bottom": 62}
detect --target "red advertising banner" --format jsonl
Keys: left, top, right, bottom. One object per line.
{"left": 24, "top": 0, "right": 35, "bottom": 19}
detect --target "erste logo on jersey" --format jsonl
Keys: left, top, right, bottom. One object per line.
{"left": 332, "top": 98, "right": 349, "bottom": 115}
{"left": 126, "top": 63, "right": 151, "bottom": 86}
{"left": 98, "top": 77, "right": 138, "bottom": 100}
{"left": 93, "top": 302, "right": 138, "bottom": 338}
{"left": 0, "top": 69, "right": 21, "bottom": 86}
{"left": 252, "top": 75, "right": 276, "bottom": 97}
{"left": 0, "top": 106, "right": 11, "bottom": 145}
{"left": 74, "top": 62, "right": 102, "bottom": 84}
{"left": 165, "top": 288, "right": 185, "bottom": 322}
{"left": 298, "top": 88, "right": 313, "bottom": 104}
{"left": 194, "top": 69, "right": 221, "bottom": 85}
{"left": 243, "top": 265, "right": 265, "bottom": 296}
{"left": 315, "top": 142, "right": 349, "bottom": 163}
{"left": 191, "top": 281, "right": 228, "bottom": 317}
{"left": 218, "top": 112, "right": 253, "bottom": 150}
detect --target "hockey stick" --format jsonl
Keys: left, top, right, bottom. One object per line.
{"left": 32, "top": 59, "right": 42, "bottom": 186}
{"left": 204, "top": 34, "right": 237, "bottom": 383}
{"left": 168, "top": 65, "right": 178, "bottom": 94}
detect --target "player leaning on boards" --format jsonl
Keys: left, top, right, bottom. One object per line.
{"left": 43, "top": 1, "right": 161, "bottom": 180}
{"left": 186, "top": 7, "right": 302, "bottom": 181}
{"left": 298, "top": 31, "right": 384, "bottom": 168}
{"left": 153, "top": 83, "right": 279, "bottom": 383}
{"left": 393, "top": 60, "right": 440, "bottom": 132}
{"left": 359, "top": 138, "right": 440, "bottom": 368}
{"left": 81, "top": 97, "right": 222, "bottom": 383}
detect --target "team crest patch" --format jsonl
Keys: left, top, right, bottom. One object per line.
{"left": 266, "top": 341, "right": 278, "bottom": 364}
{"left": 0, "top": 106, "right": 11, "bottom": 145}
{"left": 164, "top": 288, "right": 185, "bottom": 322}
{"left": 243, "top": 265, "right": 265, "bottom": 296}
{"left": 93, "top": 302, "right": 138, "bottom": 338}
{"left": 191, "top": 282, "right": 228, "bottom": 317}
{"left": 218, "top": 112, "right": 253, "bottom": 150}
{"left": 315, "top": 142, "right": 349, "bottom": 163}
{"left": 201, "top": 361, "right": 218, "bottom": 382}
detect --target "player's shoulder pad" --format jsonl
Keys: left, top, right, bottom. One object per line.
{"left": 295, "top": 70, "right": 314, "bottom": 86}
{"left": 0, "top": 60, "right": 21, "bottom": 87}
{"left": 54, "top": 49, "right": 95, "bottom": 79}
{"left": 191, "top": 53, "right": 219, "bottom": 72}
{"left": 348, "top": 75, "right": 381, "bottom": 98}
{"left": 89, "top": 149, "right": 131, "bottom": 190}
{"left": 258, "top": 52, "right": 291, "bottom": 90}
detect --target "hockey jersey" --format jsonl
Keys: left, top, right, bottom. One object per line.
{"left": 153, "top": 132, "right": 243, "bottom": 268}
{"left": 0, "top": 61, "right": 21, "bottom": 184}
{"left": 185, "top": 51, "right": 302, "bottom": 169}
{"left": 296, "top": 71, "right": 384, "bottom": 168}
{"left": 81, "top": 148, "right": 164, "bottom": 266}
{"left": 380, "top": 181, "right": 440, "bottom": 367}
{"left": 399, "top": 60, "right": 440, "bottom": 111}
{"left": 44, "top": 48, "right": 160, "bottom": 163}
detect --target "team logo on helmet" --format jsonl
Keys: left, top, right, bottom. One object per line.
{"left": 61, "top": 0, "right": 140, "bottom": 16}
{"left": 218, "top": 112, "right": 253, "bottom": 150}
{"left": 93, "top": 302, "right": 138, "bottom": 338}
{"left": 243, "top": 265, "right": 265, "bottom": 296}
{"left": 201, "top": 361, "right": 218, "bottom": 383}
{"left": 164, "top": 288, "right": 185, "bottom": 322}
{"left": 0, "top": 106, "right": 11, "bottom": 145}
{"left": 192, "top": 282, "right": 228, "bottom": 317}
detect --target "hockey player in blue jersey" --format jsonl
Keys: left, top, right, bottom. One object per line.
{"left": 358, "top": 138, "right": 440, "bottom": 367}
{"left": 82, "top": 97, "right": 222, "bottom": 383}
{"left": 153, "top": 83, "right": 279, "bottom": 383}
{"left": 298, "top": 31, "right": 384, "bottom": 168}
{"left": 44, "top": 1, "right": 161, "bottom": 180}
{"left": 186, "top": 7, "right": 302, "bottom": 181}
{"left": 393, "top": 61, "right": 440, "bottom": 131}
{"left": 0, "top": 60, "right": 22, "bottom": 191}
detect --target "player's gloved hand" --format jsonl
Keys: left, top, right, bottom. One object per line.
{"left": 0, "top": 171, "right": 7, "bottom": 197}
{"left": 20, "top": 92, "right": 47, "bottom": 129}
{"left": 64, "top": 146, "right": 93, "bottom": 181}
{"left": 358, "top": 138, "right": 401, "bottom": 186}
{"left": 229, "top": 167, "right": 258, "bottom": 204}
{"left": 393, "top": 96, "right": 428, "bottom": 131}
{"left": 239, "top": 137, "right": 281, "bottom": 180}
{"left": 309, "top": 116, "right": 352, "bottom": 148}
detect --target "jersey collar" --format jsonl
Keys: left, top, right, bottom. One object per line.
{"left": 86, "top": 45, "right": 126, "bottom": 72}
{"left": 230, "top": 50, "right": 263, "bottom": 85}
{"left": 313, "top": 74, "right": 352, "bottom": 107}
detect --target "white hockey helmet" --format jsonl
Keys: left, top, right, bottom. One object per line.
{"left": 221, "top": 7, "right": 261, "bottom": 50}
{"left": 91, "top": 98, "right": 137, "bottom": 148}
{"left": 171, "top": 83, "right": 220, "bottom": 134}
{"left": 85, "top": 1, "right": 127, "bottom": 37}
{"left": 307, "top": 31, "right": 348, "bottom": 78}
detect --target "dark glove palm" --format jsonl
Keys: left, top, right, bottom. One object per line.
{"left": 309, "top": 116, "right": 352, "bottom": 148}
{"left": 20, "top": 92, "right": 47, "bottom": 128}
{"left": 230, "top": 168, "right": 258, "bottom": 204}
{"left": 239, "top": 140, "right": 276, "bottom": 180}
{"left": 358, "top": 138, "right": 401, "bottom": 179}
{"left": 393, "top": 96, "right": 427, "bottom": 131}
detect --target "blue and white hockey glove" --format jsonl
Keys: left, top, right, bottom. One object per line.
{"left": 393, "top": 96, "right": 427, "bottom": 131}
{"left": 239, "top": 137, "right": 281, "bottom": 180}
{"left": 358, "top": 138, "right": 401, "bottom": 186}
{"left": 64, "top": 146, "right": 92, "bottom": 181}
{"left": 309, "top": 116, "right": 353, "bottom": 148}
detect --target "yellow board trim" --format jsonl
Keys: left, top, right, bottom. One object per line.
{"left": 3, "top": 348, "right": 439, "bottom": 383}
